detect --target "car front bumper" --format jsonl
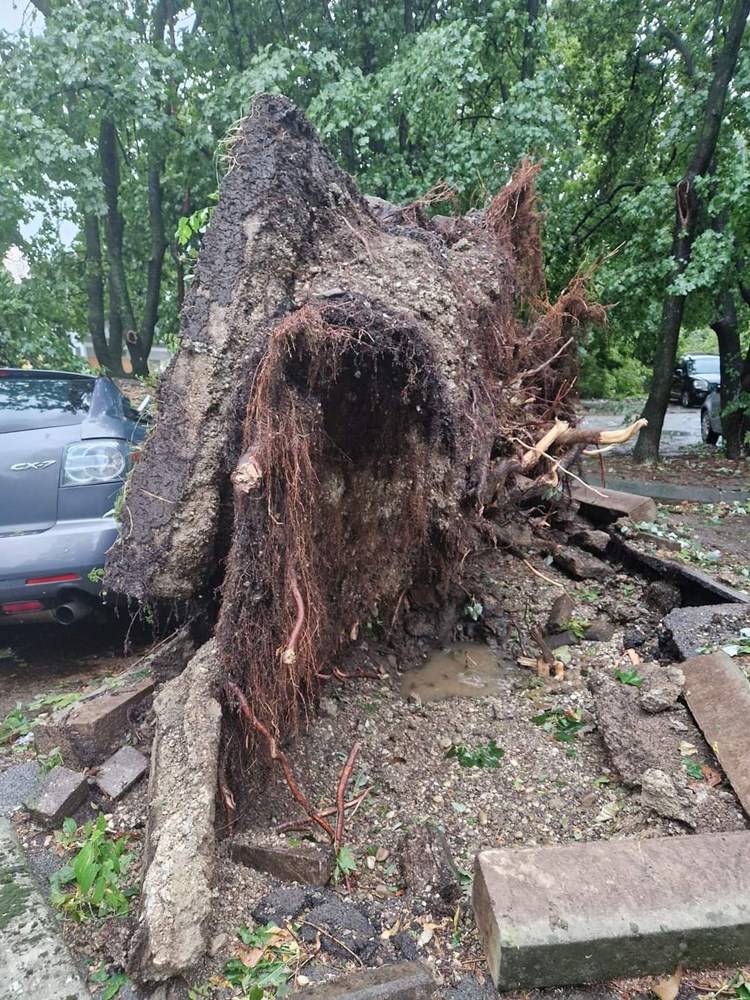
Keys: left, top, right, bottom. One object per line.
{"left": 0, "top": 517, "right": 118, "bottom": 616}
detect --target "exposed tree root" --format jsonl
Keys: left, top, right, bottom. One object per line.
{"left": 334, "top": 742, "right": 361, "bottom": 852}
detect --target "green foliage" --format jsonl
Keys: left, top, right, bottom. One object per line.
{"left": 0, "top": 707, "right": 33, "bottom": 745}
{"left": 51, "top": 815, "right": 136, "bottom": 921}
{"left": 613, "top": 668, "right": 644, "bottom": 687}
{"left": 89, "top": 965, "right": 131, "bottom": 999}
{"left": 38, "top": 747, "right": 64, "bottom": 773}
{"left": 681, "top": 757, "right": 705, "bottom": 780}
{"left": 333, "top": 845, "right": 357, "bottom": 883}
{"left": 531, "top": 707, "right": 586, "bottom": 743}
{"left": 224, "top": 924, "right": 297, "bottom": 997}
{"left": 463, "top": 598, "right": 484, "bottom": 622}
{"left": 446, "top": 739, "right": 504, "bottom": 768}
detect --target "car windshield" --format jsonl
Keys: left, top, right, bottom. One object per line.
{"left": 0, "top": 375, "right": 95, "bottom": 433}
{"left": 687, "top": 356, "right": 720, "bottom": 374}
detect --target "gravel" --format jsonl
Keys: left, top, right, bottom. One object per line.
{"left": 0, "top": 761, "right": 41, "bottom": 818}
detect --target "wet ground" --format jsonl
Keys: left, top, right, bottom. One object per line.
{"left": 579, "top": 401, "right": 703, "bottom": 455}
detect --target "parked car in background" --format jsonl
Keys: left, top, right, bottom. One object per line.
{"left": 670, "top": 354, "right": 721, "bottom": 407}
{"left": 0, "top": 369, "right": 147, "bottom": 624}
{"left": 700, "top": 387, "right": 722, "bottom": 444}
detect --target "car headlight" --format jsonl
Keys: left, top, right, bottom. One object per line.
{"left": 62, "top": 440, "right": 129, "bottom": 486}
{"left": 692, "top": 378, "right": 708, "bottom": 390}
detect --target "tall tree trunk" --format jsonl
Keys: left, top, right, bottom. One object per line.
{"left": 520, "top": 0, "right": 541, "bottom": 81}
{"left": 84, "top": 212, "right": 122, "bottom": 375}
{"left": 633, "top": 0, "right": 750, "bottom": 462}
{"left": 711, "top": 289, "right": 743, "bottom": 458}
{"left": 139, "top": 160, "right": 168, "bottom": 367}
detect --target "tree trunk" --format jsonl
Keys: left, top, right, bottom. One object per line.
{"left": 633, "top": 0, "right": 750, "bottom": 462}
{"left": 83, "top": 213, "right": 123, "bottom": 375}
{"left": 137, "top": 159, "right": 168, "bottom": 371}
{"left": 711, "top": 289, "right": 743, "bottom": 459}
{"left": 521, "top": 0, "right": 541, "bottom": 81}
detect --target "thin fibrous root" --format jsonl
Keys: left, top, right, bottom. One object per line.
{"left": 226, "top": 681, "right": 335, "bottom": 841}
{"left": 277, "top": 787, "right": 373, "bottom": 833}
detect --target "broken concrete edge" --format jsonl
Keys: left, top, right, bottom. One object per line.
{"left": 23, "top": 765, "right": 89, "bottom": 829}
{"left": 661, "top": 603, "right": 750, "bottom": 660}
{"left": 231, "top": 841, "right": 334, "bottom": 886}
{"left": 0, "top": 817, "right": 92, "bottom": 998}
{"left": 570, "top": 482, "right": 658, "bottom": 523}
{"left": 95, "top": 745, "right": 149, "bottom": 800}
{"left": 587, "top": 476, "right": 750, "bottom": 506}
{"left": 682, "top": 652, "right": 750, "bottom": 818}
{"left": 130, "top": 638, "right": 222, "bottom": 982}
{"left": 294, "top": 960, "right": 436, "bottom": 1000}
{"left": 607, "top": 535, "right": 750, "bottom": 606}
{"left": 473, "top": 831, "right": 750, "bottom": 990}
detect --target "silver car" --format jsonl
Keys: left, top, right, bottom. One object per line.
{"left": 0, "top": 369, "right": 145, "bottom": 624}
{"left": 700, "top": 388, "right": 722, "bottom": 445}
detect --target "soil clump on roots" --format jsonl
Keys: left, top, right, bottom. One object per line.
{"left": 104, "top": 94, "right": 624, "bottom": 983}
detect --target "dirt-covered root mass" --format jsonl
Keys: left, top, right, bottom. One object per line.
{"left": 105, "top": 95, "right": 607, "bottom": 809}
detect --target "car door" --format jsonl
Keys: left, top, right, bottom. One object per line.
{"left": 670, "top": 364, "right": 683, "bottom": 402}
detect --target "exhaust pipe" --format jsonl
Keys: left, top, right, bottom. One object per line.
{"left": 53, "top": 596, "right": 93, "bottom": 626}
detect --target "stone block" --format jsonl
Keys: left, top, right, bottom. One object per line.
{"left": 474, "top": 831, "right": 750, "bottom": 989}
{"left": 95, "top": 745, "right": 149, "bottom": 799}
{"left": 553, "top": 547, "right": 614, "bottom": 582}
{"left": 24, "top": 765, "right": 88, "bottom": 828}
{"left": 294, "top": 961, "right": 436, "bottom": 1000}
{"left": 683, "top": 652, "right": 750, "bottom": 816}
{"left": 571, "top": 483, "right": 657, "bottom": 523}
{"left": 35, "top": 675, "right": 154, "bottom": 768}
{"left": 0, "top": 818, "right": 91, "bottom": 998}
{"left": 231, "top": 840, "right": 333, "bottom": 886}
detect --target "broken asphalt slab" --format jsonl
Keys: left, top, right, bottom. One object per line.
{"left": 95, "top": 745, "right": 148, "bottom": 800}
{"left": 661, "top": 604, "right": 750, "bottom": 660}
{"left": 473, "top": 830, "right": 750, "bottom": 989}
{"left": 682, "top": 652, "right": 750, "bottom": 817}
{"left": 294, "top": 960, "right": 436, "bottom": 1000}
{"left": 0, "top": 817, "right": 91, "bottom": 998}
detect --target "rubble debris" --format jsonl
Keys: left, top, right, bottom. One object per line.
{"left": 300, "top": 899, "right": 379, "bottom": 961}
{"left": 583, "top": 618, "right": 614, "bottom": 642}
{"left": 639, "top": 664, "right": 684, "bottom": 714}
{"left": 130, "top": 640, "right": 222, "bottom": 982}
{"left": 294, "top": 961, "right": 436, "bottom": 1000}
{"left": 0, "top": 818, "right": 92, "bottom": 999}
{"left": 644, "top": 580, "right": 683, "bottom": 615}
{"left": 640, "top": 767, "right": 695, "bottom": 825}
{"left": 95, "top": 745, "right": 149, "bottom": 800}
{"left": 35, "top": 673, "right": 154, "bottom": 768}
{"left": 23, "top": 765, "right": 88, "bottom": 828}
{"left": 661, "top": 603, "right": 750, "bottom": 660}
{"left": 545, "top": 593, "right": 574, "bottom": 633}
{"left": 230, "top": 841, "right": 334, "bottom": 886}
{"left": 572, "top": 528, "right": 611, "bottom": 556}
{"left": 683, "top": 652, "right": 750, "bottom": 817}
{"left": 252, "top": 886, "right": 310, "bottom": 925}
{"left": 570, "top": 482, "right": 658, "bottom": 523}
{"left": 553, "top": 547, "right": 614, "bottom": 582}
{"left": 143, "top": 626, "right": 197, "bottom": 684}
{"left": 0, "top": 761, "right": 41, "bottom": 819}
{"left": 473, "top": 831, "right": 750, "bottom": 989}
{"left": 401, "top": 822, "right": 462, "bottom": 915}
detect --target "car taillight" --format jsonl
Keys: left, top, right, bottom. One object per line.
{"left": 62, "top": 440, "right": 129, "bottom": 486}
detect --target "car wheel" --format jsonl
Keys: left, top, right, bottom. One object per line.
{"left": 701, "top": 408, "right": 719, "bottom": 445}
{"left": 681, "top": 389, "right": 692, "bottom": 407}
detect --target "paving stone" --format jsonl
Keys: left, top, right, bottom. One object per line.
{"left": 683, "top": 652, "right": 750, "bottom": 817}
{"left": 0, "top": 817, "right": 91, "bottom": 998}
{"left": 473, "top": 831, "right": 750, "bottom": 989}
{"left": 35, "top": 675, "right": 154, "bottom": 768}
{"left": 573, "top": 529, "right": 611, "bottom": 557}
{"left": 231, "top": 841, "right": 334, "bottom": 885}
{"left": 571, "top": 483, "right": 657, "bottom": 523}
{"left": 96, "top": 745, "right": 149, "bottom": 799}
{"left": 23, "top": 765, "right": 88, "bottom": 828}
{"left": 0, "top": 761, "right": 41, "bottom": 818}
{"left": 294, "top": 961, "right": 435, "bottom": 1000}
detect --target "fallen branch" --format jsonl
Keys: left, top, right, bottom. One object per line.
{"left": 226, "top": 681, "right": 335, "bottom": 841}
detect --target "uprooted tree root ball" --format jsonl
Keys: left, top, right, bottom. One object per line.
{"left": 103, "top": 94, "right": 644, "bottom": 980}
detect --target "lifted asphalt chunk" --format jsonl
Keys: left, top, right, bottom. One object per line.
{"left": 474, "top": 831, "right": 750, "bottom": 989}
{"left": 0, "top": 817, "right": 91, "bottom": 998}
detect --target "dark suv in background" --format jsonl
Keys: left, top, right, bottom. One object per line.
{"left": 670, "top": 354, "right": 721, "bottom": 407}
{"left": 0, "top": 369, "right": 146, "bottom": 624}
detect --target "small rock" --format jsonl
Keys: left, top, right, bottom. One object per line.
{"left": 375, "top": 883, "right": 389, "bottom": 897}
{"left": 641, "top": 768, "right": 694, "bottom": 826}
{"left": 644, "top": 580, "right": 682, "bottom": 616}
{"left": 393, "top": 930, "right": 419, "bottom": 961}
{"left": 319, "top": 697, "right": 338, "bottom": 718}
{"left": 583, "top": 618, "right": 614, "bottom": 643}
{"left": 640, "top": 664, "right": 685, "bottom": 713}
{"left": 622, "top": 626, "right": 646, "bottom": 649}
{"left": 545, "top": 594, "right": 574, "bottom": 634}
{"left": 478, "top": 809, "right": 488, "bottom": 826}
{"left": 574, "top": 529, "right": 611, "bottom": 557}
{"left": 367, "top": 855, "right": 376, "bottom": 870}
{"left": 439, "top": 735, "right": 453, "bottom": 750}
{"left": 546, "top": 630, "right": 578, "bottom": 649}
{"left": 209, "top": 932, "right": 229, "bottom": 957}
{"left": 375, "top": 847, "right": 390, "bottom": 863}
{"left": 553, "top": 547, "right": 614, "bottom": 582}
{"left": 24, "top": 765, "right": 88, "bottom": 828}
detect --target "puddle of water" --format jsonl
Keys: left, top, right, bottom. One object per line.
{"left": 400, "top": 642, "right": 502, "bottom": 702}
